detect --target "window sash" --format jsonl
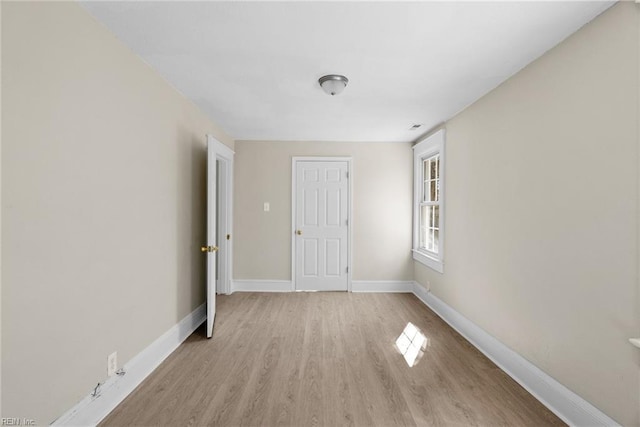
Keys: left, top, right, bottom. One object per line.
{"left": 421, "top": 155, "right": 440, "bottom": 203}
{"left": 419, "top": 203, "right": 440, "bottom": 254}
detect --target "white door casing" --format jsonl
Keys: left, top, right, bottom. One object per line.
{"left": 293, "top": 158, "right": 351, "bottom": 291}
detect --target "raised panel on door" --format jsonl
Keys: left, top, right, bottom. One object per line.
{"left": 295, "top": 160, "right": 349, "bottom": 291}
{"left": 325, "top": 188, "right": 341, "bottom": 227}
{"left": 303, "top": 238, "right": 319, "bottom": 277}
{"left": 325, "top": 238, "right": 341, "bottom": 277}
{"left": 303, "top": 188, "right": 319, "bottom": 227}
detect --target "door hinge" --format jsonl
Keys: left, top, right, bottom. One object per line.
{"left": 346, "top": 266, "right": 349, "bottom": 273}
{"left": 346, "top": 171, "right": 349, "bottom": 178}
{"left": 346, "top": 218, "right": 348, "bottom": 226}
{"left": 226, "top": 234, "right": 231, "bottom": 240}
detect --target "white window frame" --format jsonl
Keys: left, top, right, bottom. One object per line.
{"left": 412, "top": 129, "right": 445, "bottom": 273}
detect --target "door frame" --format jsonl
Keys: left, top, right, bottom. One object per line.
{"left": 207, "top": 135, "right": 234, "bottom": 295}
{"left": 291, "top": 156, "right": 353, "bottom": 292}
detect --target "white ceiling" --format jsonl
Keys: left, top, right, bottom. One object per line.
{"left": 81, "top": 1, "right": 613, "bottom": 143}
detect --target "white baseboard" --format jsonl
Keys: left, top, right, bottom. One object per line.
{"left": 411, "top": 282, "right": 619, "bottom": 427}
{"left": 232, "top": 279, "right": 293, "bottom": 292}
{"left": 53, "top": 303, "right": 206, "bottom": 426}
{"left": 352, "top": 280, "right": 414, "bottom": 293}
{"left": 232, "top": 280, "right": 414, "bottom": 293}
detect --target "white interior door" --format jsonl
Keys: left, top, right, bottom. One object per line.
{"left": 295, "top": 160, "right": 349, "bottom": 291}
{"left": 205, "top": 140, "right": 217, "bottom": 338}
{"left": 208, "top": 136, "right": 234, "bottom": 296}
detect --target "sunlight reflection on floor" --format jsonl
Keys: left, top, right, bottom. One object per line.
{"left": 395, "top": 322, "right": 429, "bottom": 367}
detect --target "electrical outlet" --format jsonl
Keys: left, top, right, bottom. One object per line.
{"left": 107, "top": 351, "right": 117, "bottom": 377}
{"left": 263, "top": 202, "right": 270, "bottom": 212}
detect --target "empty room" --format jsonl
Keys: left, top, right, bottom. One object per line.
{"left": 1, "top": 1, "right": 639, "bottom": 426}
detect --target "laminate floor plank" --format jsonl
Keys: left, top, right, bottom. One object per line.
{"left": 265, "top": 295, "right": 305, "bottom": 426}
{"left": 321, "top": 294, "right": 354, "bottom": 427}
{"left": 335, "top": 294, "right": 376, "bottom": 427}
{"left": 100, "top": 293, "right": 564, "bottom": 427}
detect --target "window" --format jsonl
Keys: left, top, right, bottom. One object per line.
{"left": 413, "top": 129, "right": 445, "bottom": 272}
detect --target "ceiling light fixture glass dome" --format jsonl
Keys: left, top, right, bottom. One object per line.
{"left": 319, "top": 74, "right": 349, "bottom": 96}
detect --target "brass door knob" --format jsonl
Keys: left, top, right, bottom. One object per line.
{"left": 296, "top": 230, "right": 302, "bottom": 235}
{"left": 200, "top": 245, "right": 219, "bottom": 253}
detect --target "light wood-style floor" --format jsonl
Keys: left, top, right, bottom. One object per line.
{"left": 101, "top": 293, "right": 564, "bottom": 426}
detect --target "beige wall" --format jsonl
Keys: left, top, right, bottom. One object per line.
{"left": 0, "top": 1, "right": 3, "bottom": 417}
{"left": 637, "top": 4, "right": 640, "bottom": 422}
{"left": 415, "top": 3, "right": 640, "bottom": 425}
{"left": 1, "top": 2, "right": 232, "bottom": 424}
{"left": 233, "top": 141, "right": 413, "bottom": 282}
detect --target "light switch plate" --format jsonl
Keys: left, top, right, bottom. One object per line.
{"left": 264, "top": 202, "right": 270, "bottom": 212}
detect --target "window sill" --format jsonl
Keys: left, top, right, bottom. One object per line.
{"left": 412, "top": 250, "right": 444, "bottom": 273}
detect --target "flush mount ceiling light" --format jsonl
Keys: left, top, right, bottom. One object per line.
{"left": 319, "top": 74, "right": 349, "bottom": 96}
